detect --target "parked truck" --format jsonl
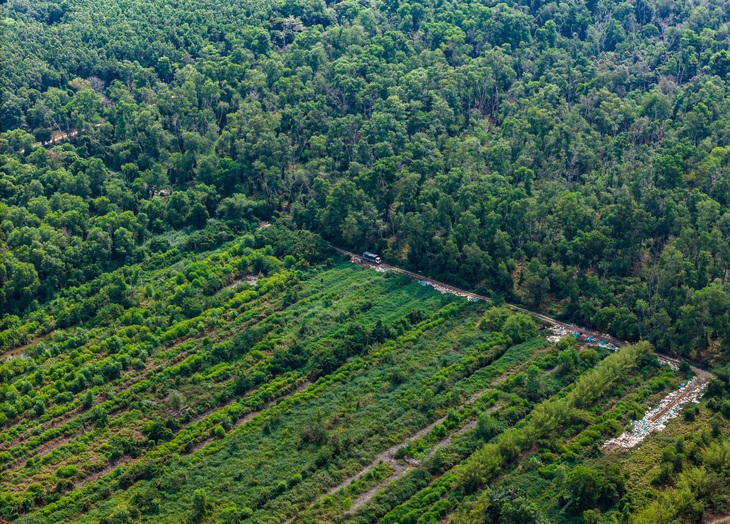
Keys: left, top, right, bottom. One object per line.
{"left": 363, "top": 251, "right": 382, "bottom": 264}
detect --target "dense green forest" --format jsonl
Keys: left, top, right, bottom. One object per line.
{"left": 1, "top": 0, "right": 730, "bottom": 364}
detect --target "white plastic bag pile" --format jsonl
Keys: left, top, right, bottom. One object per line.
{"left": 417, "top": 279, "right": 470, "bottom": 298}
{"left": 658, "top": 358, "right": 680, "bottom": 370}
{"left": 547, "top": 325, "right": 569, "bottom": 343}
{"left": 604, "top": 378, "right": 707, "bottom": 450}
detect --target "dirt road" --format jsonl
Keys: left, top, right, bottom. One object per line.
{"left": 334, "top": 247, "right": 622, "bottom": 340}
{"left": 333, "top": 247, "right": 714, "bottom": 380}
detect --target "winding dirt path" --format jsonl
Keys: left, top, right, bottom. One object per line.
{"left": 327, "top": 416, "right": 445, "bottom": 497}
{"left": 348, "top": 409, "right": 490, "bottom": 513}
{"left": 321, "top": 396, "right": 498, "bottom": 523}
{"left": 329, "top": 387, "right": 497, "bottom": 498}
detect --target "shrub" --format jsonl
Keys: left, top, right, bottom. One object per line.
{"left": 191, "top": 489, "right": 210, "bottom": 522}
{"left": 476, "top": 415, "right": 503, "bottom": 440}
{"left": 480, "top": 306, "right": 512, "bottom": 332}
{"left": 502, "top": 313, "right": 538, "bottom": 345}
{"left": 32, "top": 400, "right": 46, "bottom": 418}
{"left": 92, "top": 407, "right": 109, "bottom": 427}
{"left": 166, "top": 390, "right": 185, "bottom": 411}
{"left": 56, "top": 465, "right": 79, "bottom": 478}
{"left": 213, "top": 424, "right": 226, "bottom": 439}
{"left": 455, "top": 444, "right": 501, "bottom": 494}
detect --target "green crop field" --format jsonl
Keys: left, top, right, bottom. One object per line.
{"left": 0, "top": 226, "right": 718, "bottom": 524}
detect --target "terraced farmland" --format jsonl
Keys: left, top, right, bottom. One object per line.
{"left": 0, "top": 228, "right": 721, "bottom": 524}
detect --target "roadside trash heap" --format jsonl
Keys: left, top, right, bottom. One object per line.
{"left": 547, "top": 325, "right": 569, "bottom": 343}
{"left": 418, "top": 279, "right": 473, "bottom": 299}
{"left": 603, "top": 377, "right": 707, "bottom": 450}
{"left": 546, "top": 325, "right": 618, "bottom": 350}
{"left": 658, "top": 357, "right": 680, "bottom": 370}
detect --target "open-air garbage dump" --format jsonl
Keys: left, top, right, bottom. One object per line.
{"left": 603, "top": 377, "right": 707, "bottom": 450}
{"left": 418, "top": 279, "right": 472, "bottom": 299}
{"left": 547, "top": 325, "right": 570, "bottom": 343}
{"left": 546, "top": 325, "right": 618, "bottom": 350}
{"left": 658, "top": 357, "right": 680, "bottom": 370}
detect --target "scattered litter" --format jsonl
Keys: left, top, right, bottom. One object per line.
{"left": 545, "top": 325, "right": 619, "bottom": 349}
{"left": 416, "top": 279, "right": 472, "bottom": 298}
{"left": 4, "top": 352, "right": 30, "bottom": 362}
{"left": 546, "top": 325, "right": 620, "bottom": 350}
{"left": 356, "top": 251, "right": 705, "bottom": 453}
{"left": 547, "top": 325, "right": 570, "bottom": 343}
{"left": 658, "top": 357, "right": 680, "bottom": 370}
{"left": 604, "top": 377, "right": 707, "bottom": 450}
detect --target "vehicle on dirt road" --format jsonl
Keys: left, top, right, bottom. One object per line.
{"left": 363, "top": 251, "right": 382, "bottom": 264}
